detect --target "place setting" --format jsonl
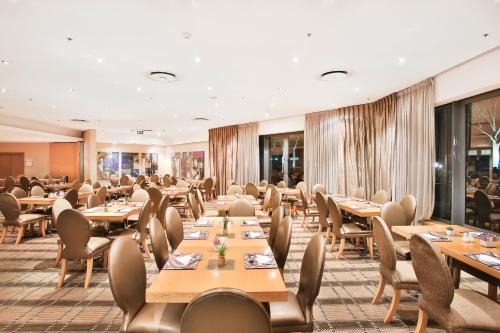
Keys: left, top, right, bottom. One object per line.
{"left": 163, "top": 253, "right": 203, "bottom": 270}
{"left": 241, "top": 230, "right": 267, "bottom": 240}
{"left": 194, "top": 218, "right": 214, "bottom": 227}
{"left": 239, "top": 219, "right": 260, "bottom": 226}
{"left": 184, "top": 230, "right": 209, "bottom": 240}
{"left": 244, "top": 252, "right": 278, "bottom": 269}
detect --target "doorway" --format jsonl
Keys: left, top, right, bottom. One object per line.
{"left": 0, "top": 153, "right": 24, "bottom": 178}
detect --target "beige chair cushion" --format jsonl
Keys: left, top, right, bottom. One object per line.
{"left": 393, "top": 240, "right": 411, "bottom": 260}
{"left": 18, "top": 213, "right": 45, "bottom": 225}
{"left": 86, "top": 237, "right": 111, "bottom": 257}
{"left": 340, "top": 223, "right": 372, "bottom": 237}
{"left": 270, "top": 291, "right": 309, "bottom": 332}
{"left": 126, "top": 302, "right": 185, "bottom": 333}
{"left": 391, "top": 260, "right": 419, "bottom": 290}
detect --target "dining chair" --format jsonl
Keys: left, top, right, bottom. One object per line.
{"left": 277, "top": 180, "right": 286, "bottom": 188}
{"left": 96, "top": 186, "right": 107, "bottom": 203}
{"left": 10, "top": 187, "right": 43, "bottom": 214}
{"left": 0, "top": 193, "right": 46, "bottom": 245}
{"left": 201, "top": 177, "right": 213, "bottom": 200}
{"left": 245, "top": 183, "right": 259, "bottom": 199}
{"left": 228, "top": 199, "right": 255, "bottom": 217}
{"left": 4, "top": 176, "right": 16, "bottom": 193}
{"left": 108, "top": 236, "right": 185, "bottom": 333}
{"left": 57, "top": 209, "right": 111, "bottom": 288}
{"left": 19, "top": 176, "right": 30, "bottom": 192}
{"left": 486, "top": 181, "right": 498, "bottom": 195}
{"left": 93, "top": 181, "right": 101, "bottom": 189}
{"left": 64, "top": 188, "right": 85, "bottom": 210}
{"left": 399, "top": 194, "right": 417, "bottom": 224}
{"left": 353, "top": 186, "right": 365, "bottom": 199}
{"left": 176, "top": 179, "right": 189, "bottom": 188}
{"left": 163, "top": 175, "right": 171, "bottom": 187}
{"left": 146, "top": 187, "right": 162, "bottom": 216}
{"left": 164, "top": 207, "right": 184, "bottom": 251}
{"left": 128, "top": 189, "right": 150, "bottom": 224}
{"left": 119, "top": 175, "right": 130, "bottom": 187}
{"left": 299, "top": 188, "right": 319, "bottom": 229}
{"left": 139, "top": 180, "right": 147, "bottom": 189}
{"left": 311, "top": 184, "right": 326, "bottom": 197}
{"left": 53, "top": 198, "right": 72, "bottom": 266}
{"left": 226, "top": 184, "right": 243, "bottom": 195}
{"left": 156, "top": 195, "right": 170, "bottom": 229}
{"left": 380, "top": 202, "right": 411, "bottom": 260}
{"left": 136, "top": 175, "right": 146, "bottom": 184}
{"left": 30, "top": 185, "right": 45, "bottom": 197}
{"left": 188, "top": 192, "right": 201, "bottom": 220}
{"left": 150, "top": 174, "right": 160, "bottom": 184}
{"left": 410, "top": 233, "right": 500, "bottom": 333}
{"left": 29, "top": 180, "right": 44, "bottom": 190}
{"left": 171, "top": 176, "right": 178, "bottom": 186}
{"left": 478, "top": 175, "right": 490, "bottom": 189}
{"left": 259, "top": 180, "right": 268, "bottom": 187}
{"left": 328, "top": 197, "right": 373, "bottom": 259}
{"left": 84, "top": 178, "right": 92, "bottom": 185}
{"left": 474, "top": 190, "right": 500, "bottom": 231}
{"left": 270, "top": 234, "right": 326, "bottom": 332}
{"left": 79, "top": 183, "right": 93, "bottom": 194}
{"left": 87, "top": 193, "right": 101, "bottom": 208}
{"left": 181, "top": 288, "right": 272, "bottom": 333}
{"left": 371, "top": 217, "right": 420, "bottom": 323}
{"left": 273, "top": 215, "right": 292, "bottom": 276}
{"left": 109, "top": 177, "right": 119, "bottom": 187}
{"left": 149, "top": 217, "right": 170, "bottom": 271}
{"left": 372, "top": 190, "right": 389, "bottom": 204}
{"left": 71, "top": 179, "right": 80, "bottom": 191}
{"left": 316, "top": 192, "right": 330, "bottom": 235}
{"left": 268, "top": 206, "right": 284, "bottom": 250}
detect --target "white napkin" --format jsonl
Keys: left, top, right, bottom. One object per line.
{"left": 197, "top": 219, "right": 210, "bottom": 225}
{"left": 256, "top": 254, "right": 273, "bottom": 265}
{"left": 422, "top": 232, "right": 442, "bottom": 240}
{"left": 216, "top": 202, "right": 225, "bottom": 205}
{"left": 249, "top": 231, "right": 262, "bottom": 238}
{"left": 175, "top": 254, "right": 193, "bottom": 266}
{"left": 243, "top": 220, "right": 258, "bottom": 225}
{"left": 189, "top": 231, "right": 201, "bottom": 238}
{"left": 477, "top": 254, "right": 500, "bottom": 265}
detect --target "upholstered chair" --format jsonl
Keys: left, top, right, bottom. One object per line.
{"left": 270, "top": 234, "right": 326, "bottom": 332}
{"left": 311, "top": 184, "right": 326, "bottom": 197}
{"left": 30, "top": 185, "right": 45, "bottom": 197}
{"left": 188, "top": 192, "right": 201, "bottom": 220}
{"left": 201, "top": 177, "right": 213, "bottom": 200}
{"left": 273, "top": 216, "right": 292, "bottom": 276}
{"left": 399, "top": 194, "right": 417, "bottom": 224}
{"left": 139, "top": 180, "right": 147, "bottom": 189}
{"left": 84, "top": 178, "right": 92, "bottom": 185}
{"left": 268, "top": 185, "right": 282, "bottom": 212}
{"left": 71, "top": 179, "right": 80, "bottom": 191}
{"left": 156, "top": 195, "right": 170, "bottom": 229}
{"left": 176, "top": 179, "right": 189, "bottom": 188}
{"left": 93, "top": 186, "right": 105, "bottom": 203}
{"left": 163, "top": 175, "right": 171, "bottom": 187}
{"left": 57, "top": 209, "right": 111, "bottom": 288}
{"left": 128, "top": 189, "right": 150, "bottom": 224}
{"left": 259, "top": 179, "right": 268, "bottom": 187}
{"left": 64, "top": 189, "right": 84, "bottom": 210}
{"left": 372, "top": 190, "right": 389, "bottom": 204}
{"left": 10, "top": 187, "right": 43, "bottom": 214}
{"left": 245, "top": 183, "right": 259, "bottom": 199}
{"left": 371, "top": 217, "right": 420, "bottom": 323}
{"left": 316, "top": 192, "right": 330, "bottom": 235}
{"left": 299, "top": 188, "right": 319, "bottom": 229}
{"left": 4, "top": 176, "right": 16, "bottom": 192}
{"left": 181, "top": 288, "right": 272, "bottom": 333}
{"left": 119, "top": 175, "right": 130, "bottom": 187}
{"left": 353, "top": 186, "right": 365, "bottom": 199}
{"left": 328, "top": 197, "right": 373, "bottom": 259}
{"left": 228, "top": 199, "right": 255, "bottom": 217}
{"left": 380, "top": 202, "right": 411, "bottom": 260}
{"left": 226, "top": 184, "right": 243, "bottom": 195}
{"left": 108, "top": 236, "right": 185, "bottom": 333}
{"left": 136, "top": 175, "right": 146, "bottom": 184}
{"left": 268, "top": 206, "right": 284, "bottom": 250}
{"left": 132, "top": 184, "right": 141, "bottom": 192}
{"left": 0, "top": 193, "right": 46, "bottom": 245}
{"left": 150, "top": 174, "right": 160, "bottom": 184}
{"left": 113, "top": 200, "right": 152, "bottom": 258}
{"left": 164, "top": 207, "right": 183, "bottom": 251}
{"left": 93, "top": 181, "right": 101, "bottom": 189}
{"left": 87, "top": 194, "right": 101, "bottom": 208}
{"left": 53, "top": 198, "right": 72, "bottom": 266}
{"left": 277, "top": 180, "right": 286, "bottom": 188}
{"left": 474, "top": 190, "right": 500, "bottom": 231}
{"left": 170, "top": 176, "right": 178, "bottom": 186}
{"left": 410, "top": 234, "right": 500, "bottom": 333}
{"left": 146, "top": 187, "right": 162, "bottom": 216}
{"left": 109, "top": 177, "right": 119, "bottom": 187}
{"left": 29, "top": 180, "right": 44, "bottom": 190}
{"left": 149, "top": 217, "right": 169, "bottom": 271}
{"left": 19, "top": 176, "right": 30, "bottom": 192}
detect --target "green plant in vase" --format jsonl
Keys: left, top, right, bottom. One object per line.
{"left": 213, "top": 238, "right": 229, "bottom": 267}
{"left": 223, "top": 216, "right": 229, "bottom": 235}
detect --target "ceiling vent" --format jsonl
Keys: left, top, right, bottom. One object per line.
{"left": 320, "top": 70, "right": 349, "bottom": 81}
{"left": 70, "top": 119, "right": 89, "bottom": 123}
{"left": 134, "top": 129, "right": 153, "bottom": 135}
{"left": 194, "top": 117, "right": 209, "bottom": 121}
{"left": 148, "top": 71, "right": 177, "bottom": 82}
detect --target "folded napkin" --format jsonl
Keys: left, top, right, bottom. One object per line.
{"left": 113, "top": 208, "right": 134, "bottom": 213}
{"left": 335, "top": 198, "right": 350, "bottom": 203}
{"left": 244, "top": 252, "right": 278, "bottom": 269}
{"left": 83, "top": 207, "right": 101, "bottom": 213}
{"left": 464, "top": 252, "right": 500, "bottom": 270}
{"left": 194, "top": 219, "right": 213, "bottom": 226}
{"left": 241, "top": 230, "right": 266, "bottom": 239}
{"left": 240, "top": 220, "right": 259, "bottom": 226}
{"left": 216, "top": 202, "right": 225, "bottom": 205}
{"left": 163, "top": 253, "right": 203, "bottom": 270}
{"left": 251, "top": 201, "right": 259, "bottom": 205}
{"left": 347, "top": 205, "right": 365, "bottom": 210}
{"left": 420, "top": 232, "right": 451, "bottom": 242}
{"left": 185, "top": 231, "right": 209, "bottom": 240}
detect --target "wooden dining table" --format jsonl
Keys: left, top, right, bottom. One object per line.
{"left": 212, "top": 196, "right": 262, "bottom": 213}
{"left": 161, "top": 187, "right": 190, "bottom": 198}
{"left": 392, "top": 224, "right": 499, "bottom": 300}
{"left": 330, "top": 195, "right": 382, "bottom": 218}
{"left": 146, "top": 216, "right": 288, "bottom": 303}
{"left": 81, "top": 202, "right": 142, "bottom": 222}
{"left": 18, "top": 192, "right": 91, "bottom": 206}
{"left": 44, "top": 183, "right": 74, "bottom": 191}
{"left": 96, "top": 185, "right": 132, "bottom": 194}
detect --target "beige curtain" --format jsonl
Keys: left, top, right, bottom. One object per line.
{"left": 305, "top": 95, "right": 396, "bottom": 199}
{"left": 393, "top": 78, "right": 435, "bottom": 221}
{"left": 209, "top": 125, "right": 238, "bottom": 195}
{"left": 236, "top": 122, "right": 259, "bottom": 186}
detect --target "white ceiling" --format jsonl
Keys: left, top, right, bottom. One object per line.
{"left": 0, "top": 0, "right": 499, "bottom": 145}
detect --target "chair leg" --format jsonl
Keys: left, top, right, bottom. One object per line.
{"left": 330, "top": 235, "right": 337, "bottom": 251}
{"left": 384, "top": 288, "right": 401, "bottom": 323}
{"left": 372, "top": 275, "right": 386, "bottom": 304}
{"left": 415, "top": 307, "right": 428, "bottom": 333}
{"left": 142, "top": 239, "right": 151, "bottom": 258}
{"left": 335, "top": 238, "right": 345, "bottom": 258}
{"left": 15, "top": 226, "right": 25, "bottom": 245}
{"left": 39, "top": 220, "right": 46, "bottom": 237}
{"left": 103, "top": 249, "right": 109, "bottom": 268}
{"left": 317, "top": 223, "right": 322, "bottom": 233}
{"left": 55, "top": 243, "right": 62, "bottom": 267}
{"left": 0, "top": 226, "right": 7, "bottom": 244}
{"left": 57, "top": 259, "right": 67, "bottom": 288}
{"left": 367, "top": 237, "right": 374, "bottom": 259}
{"left": 325, "top": 226, "right": 331, "bottom": 243}
{"left": 84, "top": 258, "right": 93, "bottom": 288}
{"left": 301, "top": 212, "right": 307, "bottom": 228}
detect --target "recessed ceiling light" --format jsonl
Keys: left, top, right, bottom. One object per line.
{"left": 173, "top": 113, "right": 178, "bottom": 119}
{"left": 182, "top": 32, "right": 192, "bottom": 39}
{"left": 136, "top": 86, "right": 142, "bottom": 92}
{"left": 399, "top": 57, "right": 406, "bottom": 64}
{"left": 195, "top": 57, "right": 201, "bottom": 63}
{"left": 355, "top": 87, "right": 360, "bottom": 92}
{"left": 320, "top": 70, "right": 349, "bottom": 81}
{"left": 156, "top": 132, "right": 161, "bottom": 137}
{"left": 207, "top": 86, "right": 213, "bottom": 91}
{"left": 482, "top": 33, "right": 489, "bottom": 38}
{"left": 51, "top": 104, "right": 56, "bottom": 109}
{"left": 265, "top": 113, "right": 269, "bottom": 118}
{"left": 1, "top": 60, "right": 8, "bottom": 65}
{"left": 97, "top": 58, "right": 103, "bottom": 64}
{"left": 292, "top": 56, "right": 299, "bottom": 63}
{"left": 270, "top": 103, "right": 275, "bottom": 108}
{"left": 214, "top": 102, "right": 219, "bottom": 108}
{"left": 112, "top": 142, "right": 117, "bottom": 145}
{"left": 0, "top": 88, "right": 7, "bottom": 93}
{"left": 67, "top": 88, "right": 74, "bottom": 92}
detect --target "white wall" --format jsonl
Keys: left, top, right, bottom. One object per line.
{"left": 259, "top": 115, "right": 305, "bottom": 135}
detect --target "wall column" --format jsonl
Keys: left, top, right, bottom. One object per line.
{"left": 83, "top": 129, "right": 97, "bottom": 182}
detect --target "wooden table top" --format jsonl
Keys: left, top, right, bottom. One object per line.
{"left": 146, "top": 216, "right": 288, "bottom": 303}
{"left": 392, "top": 225, "right": 499, "bottom": 280}
{"left": 256, "top": 186, "right": 299, "bottom": 196}
{"left": 95, "top": 186, "right": 132, "bottom": 194}
{"left": 330, "top": 195, "right": 381, "bottom": 217}
{"left": 81, "top": 203, "right": 142, "bottom": 221}
{"left": 213, "top": 198, "right": 261, "bottom": 212}
{"left": 44, "top": 183, "right": 73, "bottom": 190}
{"left": 217, "top": 195, "right": 255, "bottom": 201}
{"left": 161, "top": 187, "right": 189, "bottom": 197}
{"left": 18, "top": 193, "right": 90, "bottom": 205}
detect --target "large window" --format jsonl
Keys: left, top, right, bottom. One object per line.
{"left": 434, "top": 104, "right": 453, "bottom": 220}
{"left": 259, "top": 132, "right": 304, "bottom": 187}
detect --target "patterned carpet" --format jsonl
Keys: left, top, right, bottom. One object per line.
{"left": 0, "top": 215, "right": 493, "bottom": 333}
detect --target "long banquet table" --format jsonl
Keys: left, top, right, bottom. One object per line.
{"left": 146, "top": 216, "right": 288, "bottom": 303}
{"left": 329, "top": 195, "right": 382, "bottom": 217}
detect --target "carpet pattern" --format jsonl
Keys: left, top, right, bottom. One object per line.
{"left": 0, "top": 216, "right": 493, "bottom": 332}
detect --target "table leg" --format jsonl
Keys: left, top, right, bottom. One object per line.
{"left": 488, "top": 283, "right": 498, "bottom": 300}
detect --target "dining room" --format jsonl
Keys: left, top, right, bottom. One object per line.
{"left": 0, "top": 1, "right": 499, "bottom": 332}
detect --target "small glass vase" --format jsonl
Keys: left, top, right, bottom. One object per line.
{"left": 218, "top": 254, "right": 226, "bottom": 267}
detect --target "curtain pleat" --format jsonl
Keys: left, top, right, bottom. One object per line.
{"left": 236, "top": 122, "right": 259, "bottom": 185}
{"left": 209, "top": 125, "right": 238, "bottom": 195}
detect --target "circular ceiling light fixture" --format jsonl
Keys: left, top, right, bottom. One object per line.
{"left": 148, "top": 71, "right": 177, "bottom": 82}
{"left": 320, "top": 70, "right": 350, "bottom": 81}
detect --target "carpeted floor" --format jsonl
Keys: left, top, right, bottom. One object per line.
{"left": 0, "top": 216, "right": 493, "bottom": 332}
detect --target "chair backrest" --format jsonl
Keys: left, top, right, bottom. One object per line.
{"left": 96, "top": 186, "right": 107, "bottom": 203}
{"left": 296, "top": 234, "right": 326, "bottom": 326}
{"left": 311, "top": 184, "right": 326, "bottom": 195}
{"left": 273, "top": 216, "right": 292, "bottom": 275}
{"left": 163, "top": 175, "right": 172, "bottom": 187}
{"left": 30, "top": 185, "right": 45, "bottom": 197}
{"left": 276, "top": 180, "right": 286, "bottom": 188}
{"left": 474, "top": 190, "right": 492, "bottom": 219}
{"left": 227, "top": 185, "right": 243, "bottom": 195}
{"left": 203, "top": 177, "right": 213, "bottom": 196}
{"left": 139, "top": 180, "right": 147, "bottom": 189}
{"left": 296, "top": 181, "right": 307, "bottom": 196}
{"left": 19, "top": 176, "right": 30, "bottom": 192}
{"left": 372, "top": 190, "right": 389, "bottom": 204}
{"left": 268, "top": 206, "right": 283, "bottom": 250}
{"left": 259, "top": 180, "right": 268, "bottom": 187}
{"left": 228, "top": 199, "right": 255, "bottom": 217}
{"left": 380, "top": 202, "right": 408, "bottom": 241}
{"left": 52, "top": 198, "right": 72, "bottom": 226}
{"left": 109, "top": 177, "right": 119, "bottom": 186}
{"left": 399, "top": 194, "right": 417, "bottom": 224}
{"left": 71, "top": 179, "right": 80, "bottom": 191}
{"left": 195, "top": 189, "right": 206, "bottom": 214}
{"left": 478, "top": 175, "right": 490, "bottom": 189}
{"left": 87, "top": 194, "right": 101, "bottom": 208}
{"left": 164, "top": 207, "right": 183, "bottom": 251}
{"left": 84, "top": 178, "right": 92, "bottom": 185}
{"left": 245, "top": 183, "right": 259, "bottom": 198}
{"left": 372, "top": 217, "right": 396, "bottom": 277}
{"left": 136, "top": 200, "right": 152, "bottom": 243}
{"left": 64, "top": 189, "right": 79, "bottom": 208}
{"left": 171, "top": 176, "right": 178, "bottom": 186}
{"left": 327, "top": 197, "right": 343, "bottom": 236}
{"left": 146, "top": 187, "right": 162, "bottom": 215}
{"left": 353, "top": 186, "right": 365, "bottom": 199}
{"left": 108, "top": 236, "right": 146, "bottom": 331}
{"left": 156, "top": 196, "right": 170, "bottom": 229}
{"left": 149, "top": 182, "right": 159, "bottom": 188}
{"left": 120, "top": 175, "right": 130, "bottom": 186}
{"left": 136, "top": 175, "right": 146, "bottom": 184}
{"left": 410, "top": 234, "right": 454, "bottom": 311}
{"left": 262, "top": 188, "right": 272, "bottom": 212}
{"left": 268, "top": 185, "right": 281, "bottom": 211}
{"left": 10, "top": 187, "right": 27, "bottom": 199}
{"left": 132, "top": 184, "right": 141, "bottom": 192}
{"left": 149, "top": 217, "right": 169, "bottom": 271}
{"left": 188, "top": 192, "right": 201, "bottom": 220}
{"left": 131, "top": 189, "right": 149, "bottom": 202}
{"left": 299, "top": 188, "right": 309, "bottom": 210}
{"left": 29, "top": 180, "right": 44, "bottom": 190}
{"left": 316, "top": 192, "right": 329, "bottom": 228}
{"left": 180, "top": 288, "right": 272, "bottom": 333}
{"left": 57, "top": 209, "right": 91, "bottom": 259}
{"left": 93, "top": 181, "right": 101, "bottom": 189}
{"left": 150, "top": 174, "right": 159, "bottom": 183}
{"left": 4, "top": 176, "right": 16, "bottom": 192}
{"left": 0, "top": 193, "right": 21, "bottom": 221}
{"left": 176, "top": 179, "right": 189, "bottom": 188}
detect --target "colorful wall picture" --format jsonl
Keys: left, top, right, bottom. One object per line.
{"left": 97, "top": 152, "right": 119, "bottom": 180}
{"left": 121, "top": 152, "right": 140, "bottom": 177}
{"left": 171, "top": 151, "right": 204, "bottom": 179}
{"left": 140, "top": 153, "right": 158, "bottom": 176}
